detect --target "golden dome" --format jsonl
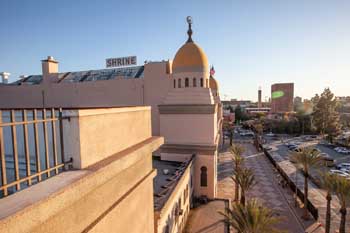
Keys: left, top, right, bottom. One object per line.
{"left": 172, "top": 42, "right": 209, "bottom": 73}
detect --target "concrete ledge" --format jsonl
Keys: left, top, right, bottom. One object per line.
{"left": 0, "top": 136, "right": 163, "bottom": 233}
{"left": 161, "top": 143, "right": 217, "bottom": 154}
{"left": 158, "top": 104, "right": 216, "bottom": 114}
{"left": 63, "top": 106, "right": 151, "bottom": 118}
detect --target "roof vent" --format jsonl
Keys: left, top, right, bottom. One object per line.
{"left": 163, "top": 169, "right": 169, "bottom": 175}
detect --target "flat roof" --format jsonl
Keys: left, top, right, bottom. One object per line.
{"left": 152, "top": 157, "right": 192, "bottom": 211}
{"left": 10, "top": 66, "right": 145, "bottom": 85}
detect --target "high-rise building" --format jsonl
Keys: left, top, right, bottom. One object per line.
{"left": 271, "top": 83, "right": 294, "bottom": 113}
{"left": 258, "top": 86, "right": 262, "bottom": 108}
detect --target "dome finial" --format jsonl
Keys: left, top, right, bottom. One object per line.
{"left": 186, "top": 16, "right": 193, "bottom": 43}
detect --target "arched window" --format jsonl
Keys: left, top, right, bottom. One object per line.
{"left": 185, "top": 78, "right": 189, "bottom": 87}
{"left": 200, "top": 78, "right": 203, "bottom": 87}
{"left": 173, "top": 79, "right": 176, "bottom": 88}
{"left": 178, "top": 78, "right": 181, "bottom": 88}
{"left": 200, "top": 166, "right": 207, "bottom": 187}
{"left": 193, "top": 78, "right": 197, "bottom": 87}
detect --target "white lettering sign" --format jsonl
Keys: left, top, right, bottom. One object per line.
{"left": 106, "top": 56, "right": 137, "bottom": 68}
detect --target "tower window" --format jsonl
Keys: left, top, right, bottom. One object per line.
{"left": 200, "top": 166, "right": 207, "bottom": 187}
{"left": 200, "top": 78, "right": 203, "bottom": 87}
{"left": 178, "top": 78, "right": 182, "bottom": 88}
{"left": 174, "top": 79, "right": 176, "bottom": 88}
{"left": 185, "top": 78, "right": 189, "bottom": 87}
{"left": 193, "top": 78, "right": 197, "bottom": 87}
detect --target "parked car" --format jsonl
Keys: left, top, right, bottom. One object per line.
{"left": 334, "top": 147, "right": 350, "bottom": 154}
{"left": 340, "top": 167, "right": 350, "bottom": 174}
{"left": 329, "top": 169, "right": 350, "bottom": 177}
{"left": 319, "top": 153, "right": 335, "bottom": 167}
{"left": 336, "top": 163, "right": 350, "bottom": 170}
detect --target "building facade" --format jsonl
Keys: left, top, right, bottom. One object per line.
{"left": 271, "top": 83, "right": 294, "bottom": 113}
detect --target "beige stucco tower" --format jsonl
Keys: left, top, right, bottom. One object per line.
{"left": 159, "top": 17, "right": 221, "bottom": 199}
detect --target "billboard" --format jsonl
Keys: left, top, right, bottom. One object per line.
{"left": 106, "top": 56, "right": 137, "bottom": 68}
{"left": 271, "top": 83, "right": 294, "bottom": 113}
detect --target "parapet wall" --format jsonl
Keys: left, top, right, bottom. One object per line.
{"left": 0, "top": 106, "right": 164, "bottom": 233}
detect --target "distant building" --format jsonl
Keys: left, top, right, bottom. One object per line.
{"left": 258, "top": 87, "right": 262, "bottom": 108}
{"left": 294, "top": 96, "right": 302, "bottom": 111}
{"left": 271, "top": 83, "right": 294, "bottom": 113}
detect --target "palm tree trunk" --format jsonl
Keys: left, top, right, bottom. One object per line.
{"left": 240, "top": 191, "right": 245, "bottom": 206}
{"left": 339, "top": 207, "right": 347, "bottom": 233}
{"left": 303, "top": 173, "right": 310, "bottom": 220}
{"left": 325, "top": 192, "right": 332, "bottom": 233}
{"left": 235, "top": 180, "right": 239, "bottom": 202}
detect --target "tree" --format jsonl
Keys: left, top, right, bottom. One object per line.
{"left": 334, "top": 176, "right": 350, "bottom": 233}
{"left": 319, "top": 172, "right": 338, "bottom": 233}
{"left": 290, "top": 147, "right": 323, "bottom": 219}
{"left": 232, "top": 167, "right": 256, "bottom": 206}
{"left": 230, "top": 144, "right": 245, "bottom": 202}
{"left": 312, "top": 88, "right": 341, "bottom": 142}
{"left": 235, "top": 105, "right": 249, "bottom": 123}
{"left": 219, "top": 199, "right": 282, "bottom": 233}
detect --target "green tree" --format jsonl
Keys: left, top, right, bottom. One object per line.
{"left": 290, "top": 147, "right": 323, "bottom": 219}
{"left": 219, "top": 199, "right": 283, "bottom": 233}
{"left": 232, "top": 167, "right": 256, "bottom": 206}
{"left": 235, "top": 105, "right": 249, "bottom": 123}
{"left": 319, "top": 173, "right": 338, "bottom": 233}
{"left": 334, "top": 176, "right": 350, "bottom": 233}
{"left": 312, "top": 88, "right": 341, "bottom": 142}
{"left": 230, "top": 144, "right": 245, "bottom": 202}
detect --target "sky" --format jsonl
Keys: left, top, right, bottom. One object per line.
{"left": 1, "top": 0, "right": 350, "bottom": 101}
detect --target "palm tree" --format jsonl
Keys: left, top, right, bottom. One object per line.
{"left": 219, "top": 199, "right": 282, "bottom": 233}
{"left": 290, "top": 147, "right": 322, "bottom": 219}
{"left": 232, "top": 167, "right": 256, "bottom": 206}
{"left": 230, "top": 144, "right": 245, "bottom": 202}
{"left": 334, "top": 176, "right": 350, "bottom": 233}
{"left": 319, "top": 172, "right": 338, "bottom": 233}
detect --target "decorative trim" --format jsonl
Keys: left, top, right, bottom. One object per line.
{"left": 173, "top": 66, "right": 208, "bottom": 73}
{"left": 161, "top": 143, "right": 217, "bottom": 155}
{"left": 158, "top": 104, "right": 216, "bottom": 114}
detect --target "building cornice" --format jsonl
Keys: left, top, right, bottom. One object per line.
{"left": 158, "top": 104, "right": 216, "bottom": 114}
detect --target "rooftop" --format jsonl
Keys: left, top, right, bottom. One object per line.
{"left": 10, "top": 66, "right": 145, "bottom": 85}
{"left": 152, "top": 157, "right": 192, "bottom": 211}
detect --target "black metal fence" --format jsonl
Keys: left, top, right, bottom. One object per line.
{"left": 0, "top": 108, "right": 69, "bottom": 198}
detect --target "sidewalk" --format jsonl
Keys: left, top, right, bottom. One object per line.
{"left": 217, "top": 142, "right": 321, "bottom": 233}
{"left": 268, "top": 148, "right": 349, "bottom": 233}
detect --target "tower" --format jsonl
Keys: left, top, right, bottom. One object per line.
{"left": 158, "top": 17, "right": 221, "bottom": 198}
{"left": 258, "top": 86, "right": 262, "bottom": 108}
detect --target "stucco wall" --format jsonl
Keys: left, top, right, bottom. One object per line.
{"left": 143, "top": 62, "right": 171, "bottom": 136}
{"left": 63, "top": 107, "right": 152, "bottom": 168}
{"left": 194, "top": 154, "right": 217, "bottom": 198}
{"left": 159, "top": 114, "right": 216, "bottom": 145}
{"left": 0, "top": 78, "right": 144, "bottom": 109}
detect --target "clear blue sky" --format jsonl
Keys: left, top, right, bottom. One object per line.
{"left": 1, "top": 0, "right": 350, "bottom": 101}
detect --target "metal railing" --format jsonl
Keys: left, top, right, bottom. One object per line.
{"left": 0, "top": 108, "right": 70, "bottom": 198}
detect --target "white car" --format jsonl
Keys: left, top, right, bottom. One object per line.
{"left": 335, "top": 147, "right": 350, "bottom": 154}
{"left": 336, "top": 163, "right": 350, "bottom": 170}
{"left": 340, "top": 168, "right": 350, "bottom": 174}
{"left": 329, "top": 169, "right": 350, "bottom": 177}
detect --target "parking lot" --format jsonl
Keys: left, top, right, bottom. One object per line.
{"left": 264, "top": 134, "right": 350, "bottom": 179}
